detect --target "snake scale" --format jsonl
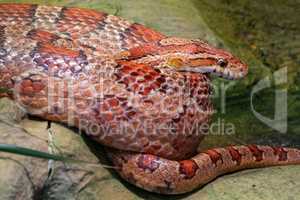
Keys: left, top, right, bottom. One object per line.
{"left": 0, "top": 3, "right": 299, "bottom": 194}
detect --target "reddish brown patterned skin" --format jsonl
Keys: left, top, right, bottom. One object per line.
{"left": 248, "top": 144, "right": 264, "bottom": 162}
{"left": 203, "top": 149, "right": 223, "bottom": 165}
{"left": 124, "top": 23, "right": 166, "bottom": 44}
{"left": 272, "top": 147, "right": 288, "bottom": 161}
{"left": 0, "top": 3, "right": 299, "bottom": 194}
{"left": 56, "top": 7, "right": 108, "bottom": 39}
{"left": 108, "top": 145, "right": 300, "bottom": 194}
{"left": 227, "top": 146, "right": 242, "bottom": 165}
{"left": 179, "top": 159, "right": 199, "bottom": 179}
{"left": 0, "top": 3, "right": 37, "bottom": 25}
{"left": 27, "top": 29, "right": 60, "bottom": 43}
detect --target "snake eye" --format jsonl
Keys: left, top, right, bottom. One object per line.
{"left": 217, "top": 59, "right": 228, "bottom": 68}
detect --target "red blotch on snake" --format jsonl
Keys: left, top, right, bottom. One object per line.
{"left": 227, "top": 146, "right": 242, "bottom": 165}
{"left": 248, "top": 144, "right": 264, "bottom": 162}
{"left": 179, "top": 159, "right": 199, "bottom": 179}
{"left": 203, "top": 149, "right": 223, "bottom": 165}
{"left": 272, "top": 147, "right": 288, "bottom": 161}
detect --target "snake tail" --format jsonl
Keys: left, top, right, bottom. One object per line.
{"left": 108, "top": 145, "right": 300, "bottom": 194}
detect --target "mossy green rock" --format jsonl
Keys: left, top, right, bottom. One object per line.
{"left": 0, "top": 0, "right": 299, "bottom": 199}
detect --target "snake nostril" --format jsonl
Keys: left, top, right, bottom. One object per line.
{"left": 217, "top": 59, "right": 228, "bottom": 68}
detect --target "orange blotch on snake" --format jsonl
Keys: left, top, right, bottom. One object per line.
{"left": 27, "top": 29, "right": 59, "bottom": 43}
{"left": 127, "top": 43, "right": 159, "bottom": 59}
{"left": 37, "top": 43, "right": 80, "bottom": 58}
{"left": 0, "top": 3, "right": 36, "bottom": 19}
{"left": 179, "top": 159, "right": 199, "bottom": 179}
{"left": 160, "top": 43, "right": 202, "bottom": 55}
{"left": 129, "top": 23, "right": 165, "bottom": 42}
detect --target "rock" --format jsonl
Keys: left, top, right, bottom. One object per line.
{"left": 186, "top": 167, "right": 300, "bottom": 200}
{"left": 0, "top": 158, "right": 34, "bottom": 200}
{"left": 0, "top": 99, "right": 48, "bottom": 200}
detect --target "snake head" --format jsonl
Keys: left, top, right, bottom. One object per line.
{"left": 117, "top": 37, "right": 248, "bottom": 80}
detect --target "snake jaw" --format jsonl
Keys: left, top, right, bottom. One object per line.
{"left": 213, "top": 64, "right": 248, "bottom": 80}
{"left": 175, "top": 64, "right": 247, "bottom": 80}
{"left": 177, "top": 66, "right": 216, "bottom": 74}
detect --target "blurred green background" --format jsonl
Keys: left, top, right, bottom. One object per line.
{"left": 0, "top": 0, "right": 299, "bottom": 199}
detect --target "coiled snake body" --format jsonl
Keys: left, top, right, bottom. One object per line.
{"left": 0, "top": 3, "right": 299, "bottom": 194}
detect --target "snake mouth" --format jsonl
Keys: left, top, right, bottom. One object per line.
{"left": 213, "top": 65, "right": 247, "bottom": 80}
{"left": 178, "top": 65, "right": 246, "bottom": 80}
